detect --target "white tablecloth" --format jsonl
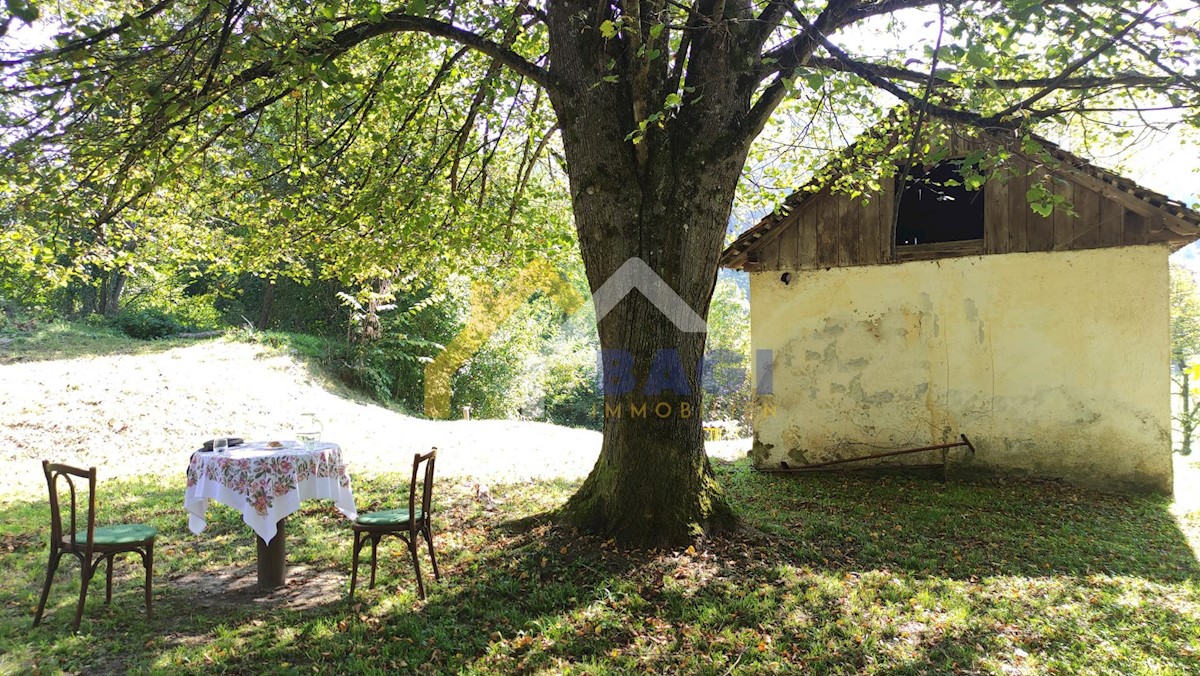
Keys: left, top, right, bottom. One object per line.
{"left": 185, "top": 441, "right": 357, "bottom": 543}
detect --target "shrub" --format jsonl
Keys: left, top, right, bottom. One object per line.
{"left": 108, "top": 308, "right": 185, "bottom": 340}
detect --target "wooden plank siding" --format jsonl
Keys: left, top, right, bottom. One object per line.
{"left": 984, "top": 176, "right": 1009, "bottom": 255}
{"left": 1005, "top": 158, "right": 1030, "bottom": 253}
{"left": 1124, "top": 210, "right": 1148, "bottom": 245}
{"left": 1074, "top": 187, "right": 1102, "bottom": 249}
{"left": 1027, "top": 168, "right": 1056, "bottom": 252}
{"left": 1052, "top": 176, "right": 1075, "bottom": 251}
{"left": 744, "top": 158, "right": 1181, "bottom": 272}
{"left": 879, "top": 180, "right": 895, "bottom": 262}
{"left": 1099, "top": 196, "right": 1123, "bottom": 247}
{"left": 799, "top": 206, "right": 818, "bottom": 269}
{"left": 817, "top": 191, "right": 840, "bottom": 267}
{"left": 836, "top": 196, "right": 852, "bottom": 267}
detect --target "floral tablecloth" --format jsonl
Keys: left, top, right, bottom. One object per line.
{"left": 185, "top": 441, "right": 357, "bottom": 544}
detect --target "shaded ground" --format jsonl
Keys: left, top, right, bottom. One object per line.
{"left": 1, "top": 467, "right": 1198, "bottom": 674}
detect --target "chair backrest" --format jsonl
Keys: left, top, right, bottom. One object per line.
{"left": 408, "top": 448, "right": 437, "bottom": 526}
{"left": 42, "top": 461, "right": 97, "bottom": 553}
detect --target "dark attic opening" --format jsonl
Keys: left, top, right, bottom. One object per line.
{"left": 895, "top": 161, "right": 985, "bottom": 246}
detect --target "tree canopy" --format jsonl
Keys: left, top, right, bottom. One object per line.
{"left": 2, "top": 1, "right": 1197, "bottom": 289}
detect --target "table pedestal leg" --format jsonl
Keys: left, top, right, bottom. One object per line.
{"left": 256, "top": 518, "right": 287, "bottom": 589}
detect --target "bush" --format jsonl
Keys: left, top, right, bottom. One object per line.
{"left": 108, "top": 308, "right": 185, "bottom": 340}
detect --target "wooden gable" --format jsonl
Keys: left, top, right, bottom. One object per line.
{"left": 723, "top": 130, "right": 1200, "bottom": 271}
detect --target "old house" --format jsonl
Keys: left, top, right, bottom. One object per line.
{"left": 721, "top": 123, "right": 1200, "bottom": 494}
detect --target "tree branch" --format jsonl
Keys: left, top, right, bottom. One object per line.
{"left": 761, "top": 0, "right": 954, "bottom": 72}
{"left": 195, "top": 13, "right": 557, "bottom": 97}
{"left": 992, "top": 4, "right": 1154, "bottom": 119}
{"left": 773, "top": 5, "right": 1009, "bottom": 129}
{"left": 801, "top": 56, "right": 1182, "bottom": 90}
{"left": 0, "top": 0, "right": 178, "bottom": 68}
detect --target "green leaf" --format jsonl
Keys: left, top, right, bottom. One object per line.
{"left": 965, "top": 46, "right": 989, "bottom": 69}
{"left": 649, "top": 23, "right": 664, "bottom": 40}
{"left": 6, "top": 0, "right": 39, "bottom": 23}
{"left": 408, "top": 0, "right": 425, "bottom": 16}
{"left": 599, "top": 20, "right": 617, "bottom": 38}
{"left": 664, "top": 93, "right": 682, "bottom": 107}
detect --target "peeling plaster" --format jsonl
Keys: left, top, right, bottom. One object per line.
{"left": 747, "top": 246, "right": 1172, "bottom": 494}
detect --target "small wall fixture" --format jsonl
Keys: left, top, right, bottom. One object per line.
{"left": 780, "top": 272, "right": 792, "bottom": 285}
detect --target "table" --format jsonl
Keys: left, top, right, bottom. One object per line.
{"left": 185, "top": 441, "right": 357, "bottom": 588}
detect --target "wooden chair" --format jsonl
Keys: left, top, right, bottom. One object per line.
{"left": 33, "top": 461, "right": 157, "bottom": 632}
{"left": 350, "top": 448, "right": 440, "bottom": 598}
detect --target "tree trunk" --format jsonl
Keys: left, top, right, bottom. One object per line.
{"left": 1181, "top": 363, "right": 1194, "bottom": 456}
{"left": 561, "top": 300, "right": 738, "bottom": 544}
{"left": 558, "top": 165, "right": 750, "bottom": 544}
{"left": 256, "top": 280, "right": 276, "bottom": 330}
{"left": 545, "top": 3, "right": 764, "bottom": 545}
{"left": 100, "top": 270, "right": 126, "bottom": 316}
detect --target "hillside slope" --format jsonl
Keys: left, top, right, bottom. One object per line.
{"left": 2, "top": 338, "right": 593, "bottom": 496}
{"left": 0, "top": 338, "right": 749, "bottom": 498}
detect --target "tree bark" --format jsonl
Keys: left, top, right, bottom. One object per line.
{"left": 100, "top": 270, "right": 126, "bottom": 316}
{"left": 1180, "top": 362, "right": 1194, "bottom": 456}
{"left": 545, "top": 2, "right": 763, "bottom": 545}
{"left": 256, "top": 280, "right": 276, "bottom": 330}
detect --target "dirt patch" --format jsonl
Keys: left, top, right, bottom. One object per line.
{"left": 170, "top": 564, "right": 347, "bottom": 613}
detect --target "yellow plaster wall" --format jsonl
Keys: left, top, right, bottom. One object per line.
{"left": 748, "top": 245, "right": 1172, "bottom": 494}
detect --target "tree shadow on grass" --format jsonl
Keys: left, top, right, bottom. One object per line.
{"left": 3, "top": 463, "right": 1199, "bottom": 673}
{"left": 717, "top": 458, "right": 1200, "bottom": 583}
{"left": 180, "top": 461, "right": 1200, "bottom": 673}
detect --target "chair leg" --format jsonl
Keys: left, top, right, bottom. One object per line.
{"left": 422, "top": 525, "right": 440, "bottom": 581}
{"left": 409, "top": 537, "right": 426, "bottom": 600}
{"left": 105, "top": 554, "right": 115, "bottom": 604}
{"left": 32, "top": 548, "right": 62, "bottom": 627}
{"left": 73, "top": 557, "right": 95, "bottom": 633}
{"left": 143, "top": 541, "right": 154, "bottom": 621}
{"left": 349, "top": 532, "right": 363, "bottom": 597}
{"left": 368, "top": 535, "right": 381, "bottom": 590}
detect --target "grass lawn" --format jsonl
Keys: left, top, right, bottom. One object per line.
{"left": 1, "top": 463, "right": 1198, "bottom": 674}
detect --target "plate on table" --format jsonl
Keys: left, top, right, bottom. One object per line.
{"left": 200, "top": 437, "right": 245, "bottom": 452}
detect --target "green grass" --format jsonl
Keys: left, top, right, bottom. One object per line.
{"left": 232, "top": 329, "right": 333, "bottom": 362}
{"left": 0, "top": 319, "right": 335, "bottom": 366}
{"left": 2, "top": 463, "right": 1198, "bottom": 674}
{"left": 0, "top": 319, "right": 192, "bottom": 363}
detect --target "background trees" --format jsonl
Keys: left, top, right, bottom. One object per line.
{"left": 1171, "top": 263, "right": 1200, "bottom": 455}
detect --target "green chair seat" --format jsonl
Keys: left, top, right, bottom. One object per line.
{"left": 356, "top": 508, "right": 422, "bottom": 526}
{"left": 73, "top": 523, "right": 157, "bottom": 545}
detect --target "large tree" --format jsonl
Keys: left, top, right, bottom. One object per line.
{"left": 3, "top": 0, "right": 1198, "bottom": 544}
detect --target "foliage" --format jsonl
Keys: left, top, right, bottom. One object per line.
{"left": 703, "top": 274, "right": 752, "bottom": 433}
{"left": 1, "top": 465, "right": 1199, "bottom": 672}
{"left": 323, "top": 285, "right": 460, "bottom": 410}
{"left": 541, "top": 306, "right": 603, "bottom": 430}
{"left": 1171, "top": 264, "right": 1200, "bottom": 367}
{"left": 449, "top": 299, "right": 552, "bottom": 420}
{"left": 1172, "top": 263, "right": 1200, "bottom": 455}
{"left": 107, "top": 307, "right": 185, "bottom": 340}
